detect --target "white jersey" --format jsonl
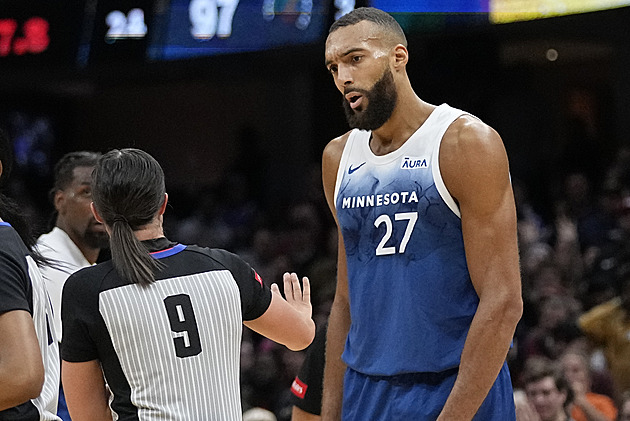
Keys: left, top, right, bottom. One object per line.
{"left": 37, "top": 227, "right": 93, "bottom": 339}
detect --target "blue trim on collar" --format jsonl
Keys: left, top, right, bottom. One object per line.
{"left": 150, "top": 243, "right": 187, "bottom": 259}
{"left": 0, "top": 222, "right": 11, "bottom": 227}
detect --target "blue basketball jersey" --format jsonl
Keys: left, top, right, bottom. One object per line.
{"left": 334, "top": 103, "right": 478, "bottom": 375}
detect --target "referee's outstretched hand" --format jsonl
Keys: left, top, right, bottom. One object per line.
{"left": 272, "top": 272, "right": 312, "bottom": 320}
{"left": 245, "top": 272, "right": 315, "bottom": 350}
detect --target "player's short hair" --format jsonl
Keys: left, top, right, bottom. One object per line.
{"left": 52, "top": 151, "right": 101, "bottom": 192}
{"left": 329, "top": 7, "right": 407, "bottom": 48}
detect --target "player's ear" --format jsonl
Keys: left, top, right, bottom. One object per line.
{"left": 91, "top": 202, "right": 104, "bottom": 224}
{"left": 54, "top": 190, "right": 66, "bottom": 213}
{"left": 392, "top": 44, "right": 408, "bottom": 70}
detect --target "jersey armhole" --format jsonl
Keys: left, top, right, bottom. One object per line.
{"left": 432, "top": 113, "right": 477, "bottom": 219}
{"left": 333, "top": 130, "right": 358, "bottom": 208}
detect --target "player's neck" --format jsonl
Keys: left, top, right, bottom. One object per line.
{"left": 370, "top": 94, "right": 434, "bottom": 155}
{"left": 56, "top": 224, "right": 100, "bottom": 264}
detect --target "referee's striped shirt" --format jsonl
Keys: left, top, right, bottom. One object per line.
{"left": 61, "top": 237, "right": 272, "bottom": 420}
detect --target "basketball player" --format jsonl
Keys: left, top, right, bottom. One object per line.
{"left": 38, "top": 151, "right": 108, "bottom": 340}
{"left": 61, "top": 148, "right": 315, "bottom": 420}
{"left": 0, "top": 128, "right": 61, "bottom": 419}
{"left": 321, "top": 8, "right": 522, "bottom": 420}
{"left": 37, "top": 151, "right": 108, "bottom": 420}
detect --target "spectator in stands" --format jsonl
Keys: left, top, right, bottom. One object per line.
{"left": 520, "top": 357, "right": 574, "bottom": 421}
{"left": 559, "top": 350, "right": 617, "bottom": 421}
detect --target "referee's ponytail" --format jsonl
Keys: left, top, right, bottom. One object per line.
{"left": 91, "top": 149, "right": 166, "bottom": 286}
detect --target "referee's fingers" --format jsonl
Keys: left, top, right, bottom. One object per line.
{"left": 270, "top": 283, "right": 280, "bottom": 295}
{"left": 301, "top": 276, "right": 311, "bottom": 304}
{"left": 290, "top": 272, "right": 300, "bottom": 302}
{"left": 283, "top": 272, "right": 293, "bottom": 301}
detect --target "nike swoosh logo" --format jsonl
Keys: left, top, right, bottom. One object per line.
{"left": 348, "top": 162, "right": 366, "bottom": 174}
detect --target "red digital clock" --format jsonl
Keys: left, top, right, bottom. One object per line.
{"left": 0, "top": 17, "right": 50, "bottom": 57}
{"left": 0, "top": 0, "right": 85, "bottom": 69}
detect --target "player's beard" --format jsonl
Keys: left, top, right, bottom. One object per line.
{"left": 84, "top": 229, "right": 110, "bottom": 250}
{"left": 342, "top": 67, "right": 398, "bottom": 131}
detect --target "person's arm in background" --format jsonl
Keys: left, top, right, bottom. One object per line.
{"left": 514, "top": 390, "right": 541, "bottom": 421}
{"left": 62, "top": 359, "right": 111, "bottom": 421}
{"left": 244, "top": 272, "right": 315, "bottom": 351}
{"left": 320, "top": 134, "right": 350, "bottom": 421}
{"left": 437, "top": 117, "right": 523, "bottom": 420}
{"left": 290, "top": 322, "right": 328, "bottom": 420}
{"left": 0, "top": 310, "right": 44, "bottom": 410}
{"left": 571, "top": 386, "right": 617, "bottom": 421}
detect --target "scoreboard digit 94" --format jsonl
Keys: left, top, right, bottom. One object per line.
{"left": 0, "top": 0, "right": 83, "bottom": 68}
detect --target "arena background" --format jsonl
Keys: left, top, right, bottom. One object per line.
{"left": 2, "top": 1, "right": 630, "bottom": 418}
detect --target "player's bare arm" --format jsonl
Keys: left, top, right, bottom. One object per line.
{"left": 244, "top": 272, "right": 315, "bottom": 351}
{"left": 437, "top": 116, "right": 523, "bottom": 420}
{"left": 321, "top": 133, "right": 352, "bottom": 421}
{"left": 0, "top": 310, "right": 44, "bottom": 410}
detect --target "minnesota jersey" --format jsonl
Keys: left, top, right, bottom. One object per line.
{"left": 334, "top": 103, "right": 477, "bottom": 376}
{"left": 0, "top": 222, "right": 60, "bottom": 420}
{"left": 61, "top": 237, "right": 272, "bottom": 420}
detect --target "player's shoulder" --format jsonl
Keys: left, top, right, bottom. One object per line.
{"left": 443, "top": 115, "right": 502, "bottom": 153}
{"left": 322, "top": 129, "right": 354, "bottom": 188}
{"left": 441, "top": 114, "right": 507, "bottom": 174}
{"left": 0, "top": 224, "right": 29, "bottom": 264}
{"left": 323, "top": 130, "right": 353, "bottom": 163}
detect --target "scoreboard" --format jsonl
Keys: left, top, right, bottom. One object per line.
{"left": 148, "top": 0, "right": 329, "bottom": 60}
{"left": 1, "top": 0, "right": 628, "bottom": 71}
{"left": 0, "top": 0, "right": 338, "bottom": 69}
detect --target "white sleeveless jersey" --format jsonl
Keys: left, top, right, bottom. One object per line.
{"left": 333, "top": 103, "right": 480, "bottom": 375}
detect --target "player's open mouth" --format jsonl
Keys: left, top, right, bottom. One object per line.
{"left": 346, "top": 93, "right": 364, "bottom": 110}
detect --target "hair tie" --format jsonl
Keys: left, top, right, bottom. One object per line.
{"left": 111, "top": 215, "right": 128, "bottom": 224}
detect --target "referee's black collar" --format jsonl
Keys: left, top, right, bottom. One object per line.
{"left": 142, "top": 236, "right": 178, "bottom": 253}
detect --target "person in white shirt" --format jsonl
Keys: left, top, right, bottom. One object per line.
{"left": 36, "top": 151, "right": 109, "bottom": 420}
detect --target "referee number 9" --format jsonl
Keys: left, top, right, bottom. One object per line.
{"left": 164, "top": 294, "right": 202, "bottom": 358}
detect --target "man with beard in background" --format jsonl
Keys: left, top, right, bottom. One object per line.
{"left": 37, "top": 151, "right": 109, "bottom": 420}
{"left": 321, "top": 7, "right": 522, "bottom": 420}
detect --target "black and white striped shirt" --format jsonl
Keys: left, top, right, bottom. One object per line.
{"left": 61, "top": 237, "right": 272, "bottom": 420}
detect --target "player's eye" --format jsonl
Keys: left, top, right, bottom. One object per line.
{"left": 78, "top": 189, "right": 92, "bottom": 199}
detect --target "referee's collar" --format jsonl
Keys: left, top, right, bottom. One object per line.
{"left": 143, "top": 237, "right": 185, "bottom": 258}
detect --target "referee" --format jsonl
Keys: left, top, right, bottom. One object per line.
{"left": 60, "top": 148, "right": 315, "bottom": 420}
